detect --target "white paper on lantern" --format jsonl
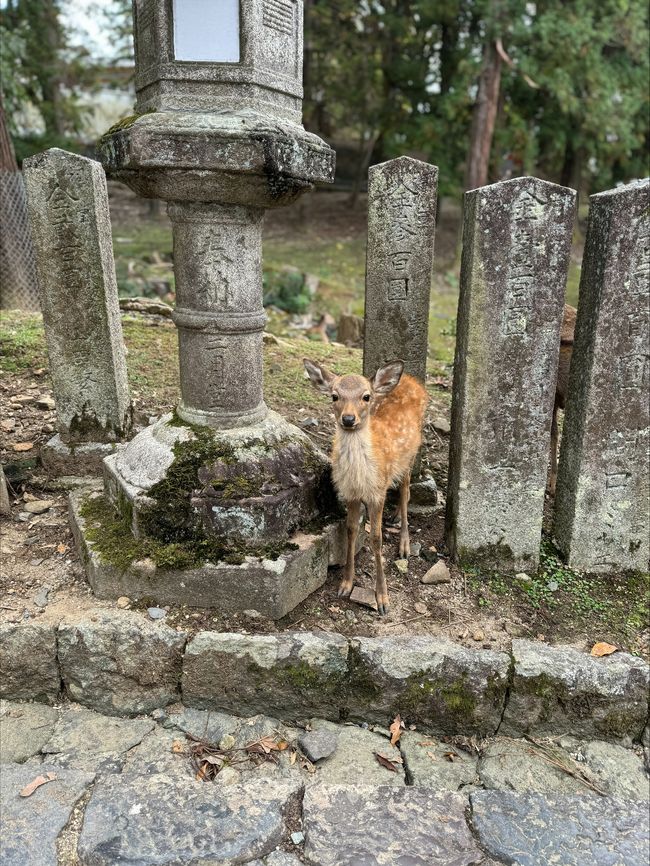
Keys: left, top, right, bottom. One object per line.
{"left": 173, "top": 0, "right": 240, "bottom": 63}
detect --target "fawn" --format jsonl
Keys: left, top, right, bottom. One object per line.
{"left": 548, "top": 304, "right": 576, "bottom": 495}
{"left": 304, "top": 358, "right": 428, "bottom": 615}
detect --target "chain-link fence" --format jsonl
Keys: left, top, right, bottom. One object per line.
{"left": 0, "top": 169, "right": 41, "bottom": 311}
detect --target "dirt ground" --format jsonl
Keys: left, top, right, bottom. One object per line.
{"left": 1, "top": 190, "right": 646, "bottom": 659}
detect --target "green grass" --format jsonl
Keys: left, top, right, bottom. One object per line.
{"left": 0, "top": 311, "right": 48, "bottom": 372}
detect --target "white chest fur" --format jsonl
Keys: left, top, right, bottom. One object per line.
{"left": 332, "top": 429, "right": 383, "bottom": 505}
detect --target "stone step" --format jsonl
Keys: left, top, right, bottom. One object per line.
{"left": 1, "top": 614, "right": 648, "bottom": 744}
{"left": 1, "top": 701, "right": 648, "bottom": 866}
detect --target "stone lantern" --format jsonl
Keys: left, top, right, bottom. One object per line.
{"left": 72, "top": 0, "right": 349, "bottom": 618}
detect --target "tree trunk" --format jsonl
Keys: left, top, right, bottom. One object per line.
{"left": 464, "top": 39, "right": 502, "bottom": 191}
{"left": 0, "top": 100, "right": 41, "bottom": 310}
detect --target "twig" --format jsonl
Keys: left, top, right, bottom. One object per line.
{"left": 523, "top": 736, "right": 607, "bottom": 796}
{"left": 384, "top": 613, "right": 429, "bottom": 627}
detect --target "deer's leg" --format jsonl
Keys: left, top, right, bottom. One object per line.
{"left": 548, "top": 403, "right": 559, "bottom": 495}
{"left": 370, "top": 496, "right": 389, "bottom": 616}
{"left": 338, "top": 499, "right": 361, "bottom": 598}
{"left": 398, "top": 472, "right": 411, "bottom": 558}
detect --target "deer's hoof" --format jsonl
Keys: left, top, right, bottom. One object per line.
{"left": 376, "top": 593, "right": 390, "bottom": 616}
{"left": 338, "top": 580, "right": 354, "bottom": 598}
{"left": 399, "top": 540, "right": 410, "bottom": 558}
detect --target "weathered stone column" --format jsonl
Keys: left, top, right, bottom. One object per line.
{"left": 446, "top": 177, "right": 575, "bottom": 570}
{"left": 23, "top": 148, "right": 131, "bottom": 473}
{"left": 169, "top": 202, "right": 267, "bottom": 428}
{"left": 363, "top": 156, "right": 438, "bottom": 383}
{"left": 554, "top": 178, "right": 650, "bottom": 572}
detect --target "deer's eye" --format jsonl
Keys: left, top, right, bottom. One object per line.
{"left": 332, "top": 394, "right": 339, "bottom": 402}
{"left": 362, "top": 394, "right": 371, "bottom": 402}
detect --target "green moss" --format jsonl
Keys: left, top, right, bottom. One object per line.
{"left": 344, "top": 647, "right": 381, "bottom": 706}
{"left": 100, "top": 109, "right": 155, "bottom": 138}
{"left": 396, "top": 670, "right": 477, "bottom": 723}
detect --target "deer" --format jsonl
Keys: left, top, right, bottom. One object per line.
{"left": 548, "top": 304, "right": 576, "bottom": 495}
{"left": 303, "top": 358, "right": 428, "bottom": 615}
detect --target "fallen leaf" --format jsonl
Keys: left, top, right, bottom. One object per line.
{"left": 375, "top": 753, "right": 398, "bottom": 772}
{"left": 275, "top": 740, "right": 289, "bottom": 751}
{"left": 290, "top": 750, "right": 297, "bottom": 765}
{"left": 20, "top": 772, "right": 57, "bottom": 797}
{"left": 389, "top": 714, "right": 404, "bottom": 747}
{"left": 426, "top": 751, "right": 438, "bottom": 761}
{"left": 13, "top": 442, "right": 34, "bottom": 452}
{"left": 195, "top": 763, "right": 209, "bottom": 782}
{"left": 418, "top": 740, "right": 436, "bottom": 747}
{"left": 591, "top": 641, "right": 618, "bottom": 657}
{"left": 443, "top": 751, "right": 459, "bottom": 763}
{"left": 171, "top": 740, "right": 185, "bottom": 754}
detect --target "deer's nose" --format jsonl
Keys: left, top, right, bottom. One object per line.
{"left": 341, "top": 414, "right": 356, "bottom": 428}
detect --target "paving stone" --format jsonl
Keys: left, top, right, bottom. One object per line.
{"left": 121, "top": 728, "right": 195, "bottom": 780}
{"left": 57, "top": 612, "right": 187, "bottom": 716}
{"left": 471, "top": 790, "right": 650, "bottom": 866}
{"left": 41, "top": 705, "right": 154, "bottom": 774}
{"left": 578, "top": 740, "right": 650, "bottom": 800}
{"left": 77, "top": 775, "right": 303, "bottom": 865}
{"left": 479, "top": 737, "right": 594, "bottom": 796}
{"left": 0, "top": 763, "right": 94, "bottom": 866}
{"left": 307, "top": 720, "right": 405, "bottom": 786}
{"left": 298, "top": 728, "right": 339, "bottom": 763}
{"left": 264, "top": 852, "right": 303, "bottom": 866}
{"left": 0, "top": 701, "right": 58, "bottom": 763}
{"left": 400, "top": 731, "right": 478, "bottom": 790}
{"left": 0, "top": 623, "right": 60, "bottom": 704}
{"left": 182, "top": 630, "right": 348, "bottom": 720}
{"left": 347, "top": 635, "right": 510, "bottom": 735}
{"left": 303, "top": 785, "right": 481, "bottom": 866}
{"left": 501, "top": 639, "right": 649, "bottom": 741}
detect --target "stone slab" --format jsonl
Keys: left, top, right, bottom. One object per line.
{"left": 500, "top": 639, "right": 649, "bottom": 741}
{"left": 57, "top": 612, "right": 187, "bottom": 716}
{"left": 41, "top": 705, "right": 155, "bottom": 774}
{"left": 400, "top": 731, "right": 478, "bottom": 790}
{"left": 23, "top": 148, "right": 131, "bottom": 444}
{"left": 363, "top": 156, "right": 438, "bottom": 384}
{"left": 555, "top": 178, "right": 650, "bottom": 572}
{"left": 77, "top": 775, "right": 303, "bottom": 865}
{"left": 446, "top": 176, "right": 575, "bottom": 570}
{"left": 346, "top": 635, "right": 510, "bottom": 735}
{"left": 0, "top": 622, "right": 60, "bottom": 704}
{"left": 0, "top": 763, "right": 94, "bottom": 866}
{"left": 182, "top": 631, "right": 348, "bottom": 720}
{"left": 575, "top": 739, "right": 650, "bottom": 801}
{"left": 0, "top": 701, "right": 58, "bottom": 763}
{"left": 69, "top": 487, "right": 349, "bottom": 619}
{"left": 40, "top": 434, "right": 117, "bottom": 476}
{"left": 478, "top": 737, "right": 595, "bottom": 796}
{"left": 303, "top": 785, "right": 481, "bottom": 866}
{"left": 306, "top": 719, "right": 405, "bottom": 786}
{"left": 471, "top": 790, "right": 650, "bottom": 866}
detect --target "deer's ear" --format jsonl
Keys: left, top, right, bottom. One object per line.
{"left": 372, "top": 360, "right": 404, "bottom": 395}
{"left": 303, "top": 358, "right": 337, "bottom": 394}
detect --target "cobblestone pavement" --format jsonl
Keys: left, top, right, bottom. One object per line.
{"left": 1, "top": 700, "right": 648, "bottom": 865}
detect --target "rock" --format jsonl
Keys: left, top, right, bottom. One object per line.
{"left": 0, "top": 763, "right": 94, "bottom": 866}
{"left": 515, "top": 572, "right": 531, "bottom": 583}
{"left": 33, "top": 587, "right": 50, "bottom": 609}
{"left": 298, "top": 728, "right": 339, "bottom": 763}
{"left": 410, "top": 541, "right": 422, "bottom": 557}
{"left": 432, "top": 416, "right": 451, "bottom": 434}
{"left": 473, "top": 630, "right": 485, "bottom": 642}
{"left": 151, "top": 708, "right": 167, "bottom": 723}
{"left": 182, "top": 631, "right": 348, "bottom": 720}
{"left": 421, "top": 560, "right": 451, "bottom": 584}
{"left": 347, "top": 636, "right": 510, "bottom": 735}
{"left": 414, "top": 602, "right": 428, "bottom": 615}
{"left": 478, "top": 738, "right": 593, "bottom": 796}
{"left": 78, "top": 776, "right": 303, "bottom": 866}
{"left": 219, "top": 733, "right": 236, "bottom": 750}
{"left": 0, "top": 623, "right": 60, "bottom": 704}
{"left": 306, "top": 719, "right": 404, "bottom": 786}
{"left": 421, "top": 545, "right": 438, "bottom": 563}
{"left": 168, "top": 706, "right": 239, "bottom": 744}
{"left": 400, "top": 731, "right": 478, "bottom": 790}
{"left": 409, "top": 477, "right": 438, "bottom": 507}
{"left": 121, "top": 728, "right": 194, "bottom": 780}
{"left": 264, "top": 853, "right": 303, "bottom": 866}
{"left": 349, "top": 586, "right": 378, "bottom": 610}
{"left": 579, "top": 740, "right": 650, "bottom": 800}
{"left": 116, "top": 596, "right": 130, "bottom": 609}
{"left": 0, "top": 701, "right": 58, "bottom": 763}
{"left": 35, "top": 395, "right": 55, "bottom": 410}
{"left": 243, "top": 609, "right": 262, "bottom": 619}
{"left": 500, "top": 639, "right": 650, "bottom": 741}
{"left": 303, "top": 785, "right": 481, "bottom": 866}
{"left": 23, "top": 499, "right": 53, "bottom": 514}
{"left": 0, "top": 466, "right": 10, "bottom": 516}
{"left": 42, "top": 705, "right": 155, "bottom": 774}
{"left": 147, "top": 607, "right": 166, "bottom": 620}
{"left": 214, "top": 765, "right": 240, "bottom": 786}
{"left": 57, "top": 613, "right": 186, "bottom": 716}
{"left": 290, "top": 831, "right": 305, "bottom": 845}
{"left": 394, "top": 558, "right": 408, "bottom": 573}
{"left": 470, "top": 790, "right": 650, "bottom": 866}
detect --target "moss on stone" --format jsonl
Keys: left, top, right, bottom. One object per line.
{"left": 395, "top": 670, "right": 477, "bottom": 724}
{"left": 99, "top": 109, "right": 155, "bottom": 139}
{"left": 344, "top": 647, "right": 382, "bottom": 707}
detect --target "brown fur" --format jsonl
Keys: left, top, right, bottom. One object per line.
{"left": 549, "top": 304, "right": 576, "bottom": 494}
{"left": 304, "top": 358, "right": 428, "bottom": 614}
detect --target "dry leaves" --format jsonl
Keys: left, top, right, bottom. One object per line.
{"left": 20, "top": 772, "right": 57, "bottom": 797}
{"left": 389, "top": 714, "right": 404, "bottom": 747}
{"left": 375, "top": 752, "right": 403, "bottom": 773}
{"left": 591, "top": 642, "right": 618, "bottom": 657}
{"left": 13, "top": 442, "right": 34, "bottom": 452}
{"left": 171, "top": 740, "right": 185, "bottom": 754}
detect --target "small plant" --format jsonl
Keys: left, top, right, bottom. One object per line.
{"left": 263, "top": 269, "right": 311, "bottom": 314}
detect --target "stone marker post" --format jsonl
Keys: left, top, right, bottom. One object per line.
{"left": 67, "top": 0, "right": 348, "bottom": 619}
{"left": 446, "top": 177, "right": 575, "bottom": 570}
{"left": 363, "top": 156, "right": 438, "bottom": 383}
{"left": 554, "top": 178, "right": 650, "bottom": 572}
{"left": 23, "top": 149, "right": 131, "bottom": 474}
